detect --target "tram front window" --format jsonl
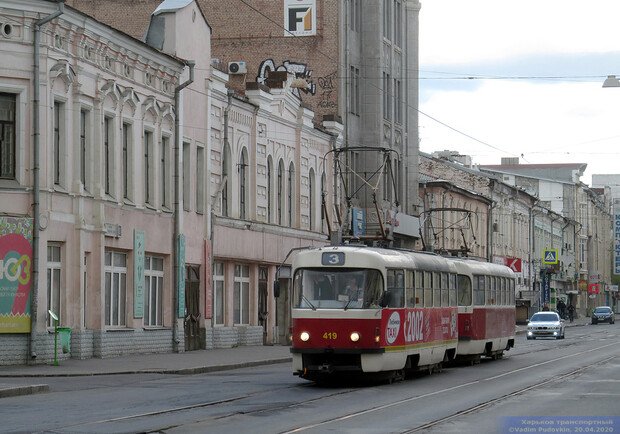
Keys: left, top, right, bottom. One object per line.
{"left": 293, "top": 268, "right": 384, "bottom": 309}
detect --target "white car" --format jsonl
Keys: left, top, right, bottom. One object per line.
{"left": 526, "top": 311, "right": 565, "bottom": 340}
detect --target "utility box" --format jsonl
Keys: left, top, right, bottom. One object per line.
{"left": 57, "top": 327, "right": 72, "bottom": 354}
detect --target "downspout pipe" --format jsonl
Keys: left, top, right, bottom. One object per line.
{"left": 172, "top": 61, "right": 194, "bottom": 352}
{"left": 31, "top": 0, "right": 64, "bottom": 361}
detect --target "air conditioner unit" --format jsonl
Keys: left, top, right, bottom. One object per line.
{"left": 228, "top": 61, "right": 247, "bottom": 75}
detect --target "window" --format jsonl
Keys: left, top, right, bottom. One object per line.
{"left": 457, "top": 274, "right": 472, "bottom": 306}
{"left": 53, "top": 101, "right": 64, "bottom": 185}
{"left": 144, "top": 131, "right": 153, "bottom": 205}
{"left": 288, "top": 163, "right": 295, "bottom": 226}
{"left": 222, "top": 145, "right": 231, "bottom": 217}
{"left": 213, "top": 262, "right": 225, "bottom": 325}
{"left": 383, "top": 72, "right": 392, "bottom": 120}
{"left": 383, "top": 0, "right": 392, "bottom": 39}
{"left": 474, "top": 275, "right": 485, "bottom": 306}
{"left": 267, "top": 157, "right": 273, "bottom": 223}
{"left": 144, "top": 256, "right": 164, "bottom": 326}
{"left": 308, "top": 168, "right": 315, "bottom": 231}
{"left": 104, "top": 116, "right": 113, "bottom": 195}
{"left": 423, "top": 271, "right": 432, "bottom": 307}
{"left": 79, "top": 109, "right": 89, "bottom": 191}
{"left": 233, "top": 264, "right": 250, "bottom": 324}
{"left": 277, "top": 159, "right": 284, "bottom": 225}
{"left": 46, "top": 244, "right": 61, "bottom": 327}
{"left": 394, "top": 79, "right": 402, "bottom": 124}
{"left": 0, "top": 93, "right": 16, "bottom": 180}
{"left": 239, "top": 148, "right": 248, "bottom": 219}
{"left": 104, "top": 251, "right": 127, "bottom": 326}
{"left": 196, "top": 146, "right": 205, "bottom": 213}
{"left": 161, "top": 136, "right": 170, "bottom": 208}
{"left": 183, "top": 141, "right": 190, "bottom": 211}
{"left": 350, "top": 0, "right": 361, "bottom": 32}
{"left": 487, "top": 276, "right": 496, "bottom": 304}
{"left": 394, "top": 0, "right": 402, "bottom": 47}
{"left": 449, "top": 274, "right": 457, "bottom": 306}
{"left": 349, "top": 66, "right": 360, "bottom": 116}
{"left": 122, "top": 123, "right": 132, "bottom": 200}
{"left": 433, "top": 272, "right": 441, "bottom": 306}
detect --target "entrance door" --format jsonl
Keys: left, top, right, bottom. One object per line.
{"left": 184, "top": 265, "right": 202, "bottom": 351}
{"left": 258, "top": 266, "right": 268, "bottom": 344}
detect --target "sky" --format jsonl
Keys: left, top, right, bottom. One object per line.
{"left": 418, "top": 0, "right": 620, "bottom": 186}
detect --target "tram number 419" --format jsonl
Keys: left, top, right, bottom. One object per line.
{"left": 323, "top": 332, "right": 338, "bottom": 340}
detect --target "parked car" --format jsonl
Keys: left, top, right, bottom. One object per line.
{"left": 526, "top": 311, "right": 565, "bottom": 340}
{"left": 591, "top": 306, "right": 615, "bottom": 325}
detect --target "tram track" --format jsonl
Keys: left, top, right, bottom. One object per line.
{"left": 280, "top": 343, "right": 618, "bottom": 433}
{"left": 36, "top": 338, "right": 618, "bottom": 433}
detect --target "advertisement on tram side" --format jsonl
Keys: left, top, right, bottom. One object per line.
{"left": 382, "top": 308, "right": 458, "bottom": 347}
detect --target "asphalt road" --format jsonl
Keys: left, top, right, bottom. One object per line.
{"left": 1, "top": 322, "right": 618, "bottom": 434}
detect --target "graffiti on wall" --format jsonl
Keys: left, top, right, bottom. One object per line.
{"left": 257, "top": 59, "right": 316, "bottom": 99}
{"left": 0, "top": 217, "right": 33, "bottom": 333}
{"left": 317, "top": 71, "right": 337, "bottom": 109}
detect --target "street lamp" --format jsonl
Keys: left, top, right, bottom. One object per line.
{"left": 602, "top": 75, "right": 620, "bottom": 88}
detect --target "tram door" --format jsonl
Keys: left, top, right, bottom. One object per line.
{"left": 184, "top": 265, "right": 202, "bottom": 351}
{"left": 258, "top": 267, "right": 268, "bottom": 344}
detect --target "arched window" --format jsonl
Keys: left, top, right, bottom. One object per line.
{"left": 277, "top": 159, "right": 284, "bottom": 225}
{"left": 308, "top": 168, "right": 315, "bottom": 231}
{"left": 288, "top": 162, "right": 295, "bottom": 227}
{"left": 239, "top": 148, "right": 248, "bottom": 219}
{"left": 222, "top": 144, "right": 231, "bottom": 217}
{"left": 267, "top": 156, "right": 273, "bottom": 223}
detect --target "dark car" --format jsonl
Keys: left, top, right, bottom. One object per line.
{"left": 591, "top": 306, "right": 615, "bottom": 325}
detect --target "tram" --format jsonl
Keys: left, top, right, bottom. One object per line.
{"left": 287, "top": 245, "right": 516, "bottom": 382}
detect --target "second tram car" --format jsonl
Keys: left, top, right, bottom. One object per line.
{"left": 288, "top": 245, "right": 516, "bottom": 382}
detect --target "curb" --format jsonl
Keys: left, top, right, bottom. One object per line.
{"left": 0, "top": 384, "right": 49, "bottom": 399}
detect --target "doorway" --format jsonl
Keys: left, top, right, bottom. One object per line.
{"left": 184, "top": 265, "right": 202, "bottom": 351}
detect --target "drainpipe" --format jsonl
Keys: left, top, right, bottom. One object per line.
{"left": 172, "top": 61, "right": 194, "bottom": 352}
{"left": 31, "top": 0, "right": 64, "bottom": 362}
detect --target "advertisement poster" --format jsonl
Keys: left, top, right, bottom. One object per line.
{"left": 0, "top": 217, "right": 33, "bottom": 333}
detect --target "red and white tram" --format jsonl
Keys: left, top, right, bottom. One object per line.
{"left": 287, "top": 245, "right": 516, "bottom": 382}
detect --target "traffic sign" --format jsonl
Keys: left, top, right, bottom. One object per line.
{"left": 542, "top": 248, "right": 558, "bottom": 265}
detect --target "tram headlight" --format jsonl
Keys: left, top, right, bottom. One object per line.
{"left": 300, "top": 331, "right": 310, "bottom": 342}
{"left": 350, "top": 332, "right": 360, "bottom": 342}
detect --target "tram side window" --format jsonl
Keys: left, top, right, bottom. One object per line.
{"left": 487, "top": 276, "right": 496, "bottom": 305}
{"left": 433, "top": 272, "right": 441, "bottom": 307}
{"left": 424, "top": 271, "right": 432, "bottom": 307}
{"left": 499, "top": 278, "right": 506, "bottom": 305}
{"left": 509, "top": 279, "right": 515, "bottom": 304}
{"left": 457, "top": 274, "right": 472, "bottom": 306}
{"left": 415, "top": 271, "right": 424, "bottom": 307}
{"left": 441, "top": 272, "right": 449, "bottom": 307}
{"left": 406, "top": 270, "right": 415, "bottom": 307}
{"left": 384, "top": 269, "right": 405, "bottom": 308}
{"left": 474, "top": 275, "right": 485, "bottom": 305}
{"left": 449, "top": 274, "right": 457, "bottom": 306}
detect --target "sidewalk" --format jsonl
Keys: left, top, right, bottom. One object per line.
{"left": 0, "top": 316, "right": 593, "bottom": 399}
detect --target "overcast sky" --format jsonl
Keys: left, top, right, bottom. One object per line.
{"left": 418, "top": 0, "right": 620, "bottom": 185}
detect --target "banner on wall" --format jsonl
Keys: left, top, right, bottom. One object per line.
{"left": 284, "top": 0, "right": 316, "bottom": 36}
{"left": 0, "top": 217, "right": 33, "bottom": 333}
{"left": 133, "top": 230, "right": 145, "bottom": 318}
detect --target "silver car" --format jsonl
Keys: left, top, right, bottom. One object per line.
{"left": 526, "top": 311, "right": 565, "bottom": 340}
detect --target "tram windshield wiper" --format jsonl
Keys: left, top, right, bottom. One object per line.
{"left": 301, "top": 294, "right": 316, "bottom": 310}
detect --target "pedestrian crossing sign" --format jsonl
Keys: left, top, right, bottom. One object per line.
{"left": 542, "top": 248, "right": 559, "bottom": 265}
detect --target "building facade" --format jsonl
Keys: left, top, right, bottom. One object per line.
{"left": 199, "top": 0, "right": 422, "bottom": 245}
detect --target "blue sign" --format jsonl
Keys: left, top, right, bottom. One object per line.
{"left": 541, "top": 271, "right": 550, "bottom": 305}
{"left": 177, "top": 234, "right": 186, "bottom": 318}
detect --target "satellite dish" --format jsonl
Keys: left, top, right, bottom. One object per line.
{"left": 48, "top": 310, "right": 58, "bottom": 321}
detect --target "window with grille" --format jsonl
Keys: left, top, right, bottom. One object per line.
{"left": 104, "top": 251, "right": 127, "bottom": 326}
{"left": 144, "top": 256, "right": 164, "bottom": 326}
{"left": 233, "top": 264, "right": 250, "bottom": 324}
{"left": 46, "top": 244, "right": 62, "bottom": 327}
